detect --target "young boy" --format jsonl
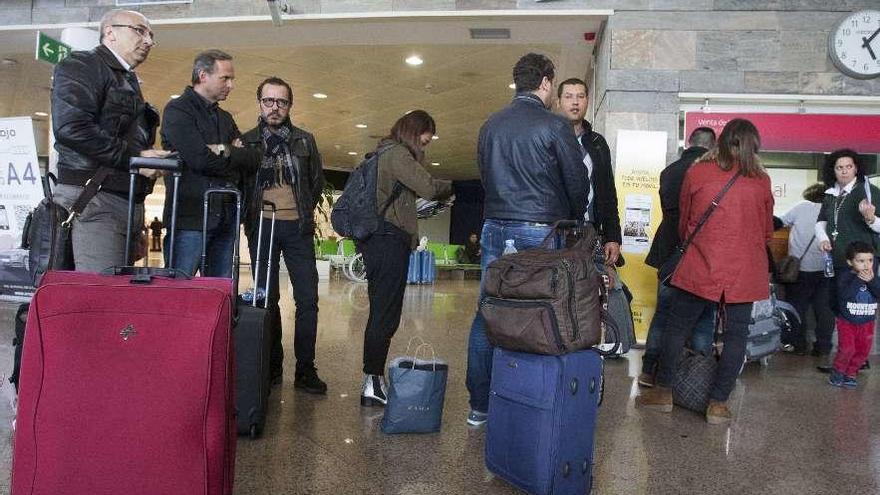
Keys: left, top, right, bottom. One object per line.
{"left": 830, "top": 241, "right": 879, "bottom": 388}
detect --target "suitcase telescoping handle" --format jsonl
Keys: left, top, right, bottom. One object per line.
{"left": 124, "top": 156, "right": 183, "bottom": 268}
{"left": 250, "top": 201, "right": 277, "bottom": 308}
{"left": 201, "top": 188, "right": 243, "bottom": 295}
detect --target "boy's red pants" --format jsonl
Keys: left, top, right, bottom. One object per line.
{"left": 834, "top": 317, "right": 875, "bottom": 377}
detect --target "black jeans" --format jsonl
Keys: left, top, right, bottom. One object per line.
{"left": 247, "top": 219, "right": 319, "bottom": 373}
{"left": 656, "top": 287, "right": 752, "bottom": 402}
{"left": 360, "top": 223, "right": 411, "bottom": 376}
{"left": 784, "top": 270, "right": 835, "bottom": 353}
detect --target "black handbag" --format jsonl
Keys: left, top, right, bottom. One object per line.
{"left": 659, "top": 171, "right": 742, "bottom": 286}
{"left": 21, "top": 168, "right": 112, "bottom": 286}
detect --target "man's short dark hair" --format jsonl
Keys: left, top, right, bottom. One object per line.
{"left": 556, "top": 78, "right": 588, "bottom": 99}
{"left": 688, "top": 127, "right": 716, "bottom": 149}
{"left": 191, "top": 49, "right": 233, "bottom": 85}
{"left": 846, "top": 240, "right": 874, "bottom": 261}
{"left": 513, "top": 53, "right": 555, "bottom": 93}
{"left": 257, "top": 76, "right": 292, "bottom": 102}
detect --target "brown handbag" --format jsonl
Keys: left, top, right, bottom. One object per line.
{"left": 480, "top": 222, "right": 611, "bottom": 355}
{"left": 775, "top": 235, "right": 814, "bottom": 284}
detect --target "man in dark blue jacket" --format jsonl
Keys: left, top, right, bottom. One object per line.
{"left": 465, "top": 53, "right": 588, "bottom": 426}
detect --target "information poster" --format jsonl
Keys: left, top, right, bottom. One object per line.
{"left": 614, "top": 130, "right": 668, "bottom": 340}
{"left": 0, "top": 117, "right": 44, "bottom": 301}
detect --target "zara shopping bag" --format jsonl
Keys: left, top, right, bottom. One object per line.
{"left": 381, "top": 343, "right": 448, "bottom": 434}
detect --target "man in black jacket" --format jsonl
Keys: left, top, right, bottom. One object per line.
{"left": 465, "top": 53, "right": 588, "bottom": 426}
{"left": 52, "top": 9, "right": 170, "bottom": 272}
{"left": 233, "top": 77, "right": 327, "bottom": 394}
{"left": 161, "top": 49, "right": 248, "bottom": 277}
{"left": 556, "top": 78, "right": 622, "bottom": 266}
{"left": 639, "top": 127, "right": 716, "bottom": 386}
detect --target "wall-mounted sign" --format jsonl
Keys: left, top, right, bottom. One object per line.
{"left": 685, "top": 112, "right": 880, "bottom": 154}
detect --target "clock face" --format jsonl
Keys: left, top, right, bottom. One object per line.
{"left": 828, "top": 10, "right": 880, "bottom": 79}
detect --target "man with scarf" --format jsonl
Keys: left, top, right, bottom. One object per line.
{"left": 235, "top": 77, "right": 327, "bottom": 394}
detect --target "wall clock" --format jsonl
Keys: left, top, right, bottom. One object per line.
{"left": 828, "top": 10, "right": 880, "bottom": 79}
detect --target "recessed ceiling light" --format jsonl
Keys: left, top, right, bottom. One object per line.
{"left": 405, "top": 55, "right": 423, "bottom": 66}
{"left": 508, "top": 83, "right": 516, "bottom": 89}
{"left": 431, "top": 135, "right": 439, "bottom": 140}
{"left": 34, "top": 111, "right": 48, "bottom": 117}
{"left": 1, "top": 58, "right": 17, "bottom": 66}
{"left": 355, "top": 124, "right": 367, "bottom": 129}
{"left": 170, "top": 94, "right": 180, "bottom": 99}
{"left": 431, "top": 162, "right": 440, "bottom": 166}
{"left": 313, "top": 93, "right": 328, "bottom": 99}
{"left": 347, "top": 151, "right": 358, "bottom": 156}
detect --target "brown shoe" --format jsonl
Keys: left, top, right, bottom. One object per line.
{"left": 637, "top": 372, "right": 656, "bottom": 388}
{"left": 705, "top": 400, "right": 732, "bottom": 425}
{"left": 637, "top": 386, "right": 672, "bottom": 412}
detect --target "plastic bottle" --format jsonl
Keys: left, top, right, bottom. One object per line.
{"left": 503, "top": 239, "right": 517, "bottom": 255}
{"left": 823, "top": 252, "right": 835, "bottom": 278}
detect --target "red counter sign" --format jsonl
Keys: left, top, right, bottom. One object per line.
{"left": 685, "top": 112, "right": 880, "bottom": 154}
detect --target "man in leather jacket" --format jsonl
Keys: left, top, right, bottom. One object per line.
{"left": 233, "top": 77, "right": 327, "bottom": 394}
{"left": 465, "top": 53, "right": 588, "bottom": 426}
{"left": 51, "top": 9, "right": 170, "bottom": 272}
{"left": 557, "top": 78, "right": 622, "bottom": 267}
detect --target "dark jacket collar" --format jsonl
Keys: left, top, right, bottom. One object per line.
{"left": 183, "top": 86, "right": 218, "bottom": 111}
{"left": 243, "top": 118, "right": 308, "bottom": 143}
{"left": 682, "top": 146, "right": 708, "bottom": 161}
{"left": 95, "top": 44, "right": 128, "bottom": 72}
{"left": 513, "top": 92, "right": 545, "bottom": 107}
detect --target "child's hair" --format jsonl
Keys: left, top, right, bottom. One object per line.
{"left": 845, "top": 241, "right": 874, "bottom": 261}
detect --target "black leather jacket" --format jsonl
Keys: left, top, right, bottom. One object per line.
{"left": 236, "top": 121, "right": 325, "bottom": 236}
{"left": 52, "top": 45, "right": 157, "bottom": 200}
{"left": 478, "top": 93, "right": 588, "bottom": 223}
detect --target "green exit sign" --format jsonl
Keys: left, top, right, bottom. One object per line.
{"left": 35, "top": 31, "right": 72, "bottom": 65}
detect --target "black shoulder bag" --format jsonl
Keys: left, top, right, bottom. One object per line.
{"left": 658, "top": 170, "right": 742, "bottom": 286}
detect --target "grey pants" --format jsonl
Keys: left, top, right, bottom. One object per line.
{"left": 53, "top": 184, "right": 143, "bottom": 273}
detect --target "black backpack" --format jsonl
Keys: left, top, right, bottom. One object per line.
{"left": 331, "top": 146, "right": 402, "bottom": 240}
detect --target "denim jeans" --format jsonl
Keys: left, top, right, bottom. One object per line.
{"left": 466, "top": 219, "right": 560, "bottom": 413}
{"left": 166, "top": 203, "right": 238, "bottom": 278}
{"left": 642, "top": 282, "right": 716, "bottom": 374}
{"left": 656, "top": 287, "right": 752, "bottom": 402}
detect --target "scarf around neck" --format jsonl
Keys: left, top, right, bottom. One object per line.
{"left": 257, "top": 119, "right": 296, "bottom": 190}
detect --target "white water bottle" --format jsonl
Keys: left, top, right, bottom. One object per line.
{"left": 503, "top": 239, "right": 517, "bottom": 255}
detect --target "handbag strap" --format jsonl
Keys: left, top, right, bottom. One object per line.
{"left": 678, "top": 170, "right": 742, "bottom": 254}
{"left": 61, "top": 167, "right": 114, "bottom": 227}
{"left": 797, "top": 235, "right": 816, "bottom": 260}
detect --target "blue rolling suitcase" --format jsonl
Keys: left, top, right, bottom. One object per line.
{"left": 407, "top": 251, "right": 421, "bottom": 284}
{"left": 486, "top": 347, "right": 603, "bottom": 495}
{"left": 419, "top": 250, "right": 435, "bottom": 284}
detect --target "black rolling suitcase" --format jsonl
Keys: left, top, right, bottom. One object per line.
{"left": 217, "top": 197, "right": 275, "bottom": 438}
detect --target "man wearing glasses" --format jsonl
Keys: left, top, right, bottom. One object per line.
{"left": 160, "top": 49, "right": 246, "bottom": 277}
{"left": 232, "top": 77, "right": 327, "bottom": 394}
{"left": 51, "top": 9, "right": 170, "bottom": 272}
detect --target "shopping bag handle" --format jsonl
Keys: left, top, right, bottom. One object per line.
{"left": 408, "top": 343, "right": 437, "bottom": 371}
{"left": 403, "top": 336, "right": 426, "bottom": 356}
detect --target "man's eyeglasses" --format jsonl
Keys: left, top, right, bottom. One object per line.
{"left": 111, "top": 24, "right": 155, "bottom": 42}
{"left": 260, "top": 98, "right": 291, "bottom": 109}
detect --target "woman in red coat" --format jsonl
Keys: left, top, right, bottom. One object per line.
{"left": 638, "top": 118, "right": 774, "bottom": 424}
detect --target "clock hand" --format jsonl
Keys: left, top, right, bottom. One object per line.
{"left": 863, "top": 26, "right": 880, "bottom": 48}
{"left": 865, "top": 40, "right": 878, "bottom": 61}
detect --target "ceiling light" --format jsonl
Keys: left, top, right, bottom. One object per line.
{"left": 405, "top": 55, "right": 423, "bottom": 66}
{"left": 170, "top": 94, "right": 180, "bottom": 99}
{"left": 347, "top": 151, "right": 358, "bottom": 156}
{"left": 313, "top": 93, "right": 328, "bottom": 99}
{"left": 431, "top": 135, "right": 439, "bottom": 140}
{"left": 508, "top": 83, "right": 516, "bottom": 89}
{"left": 34, "top": 111, "right": 48, "bottom": 117}
{"left": 1, "top": 58, "right": 17, "bottom": 66}
{"left": 355, "top": 124, "right": 367, "bottom": 129}
{"left": 431, "top": 162, "right": 440, "bottom": 166}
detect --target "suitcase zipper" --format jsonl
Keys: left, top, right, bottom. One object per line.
{"left": 482, "top": 296, "right": 565, "bottom": 352}
{"left": 560, "top": 259, "right": 579, "bottom": 342}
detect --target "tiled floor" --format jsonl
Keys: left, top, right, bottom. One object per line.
{"left": 0, "top": 277, "right": 878, "bottom": 494}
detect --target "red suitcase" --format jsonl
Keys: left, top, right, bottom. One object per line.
{"left": 12, "top": 157, "right": 236, "bottom": 494}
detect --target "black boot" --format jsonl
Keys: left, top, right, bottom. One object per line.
{"left": 294, "top": 364, "right": 327, "bottom": 395}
